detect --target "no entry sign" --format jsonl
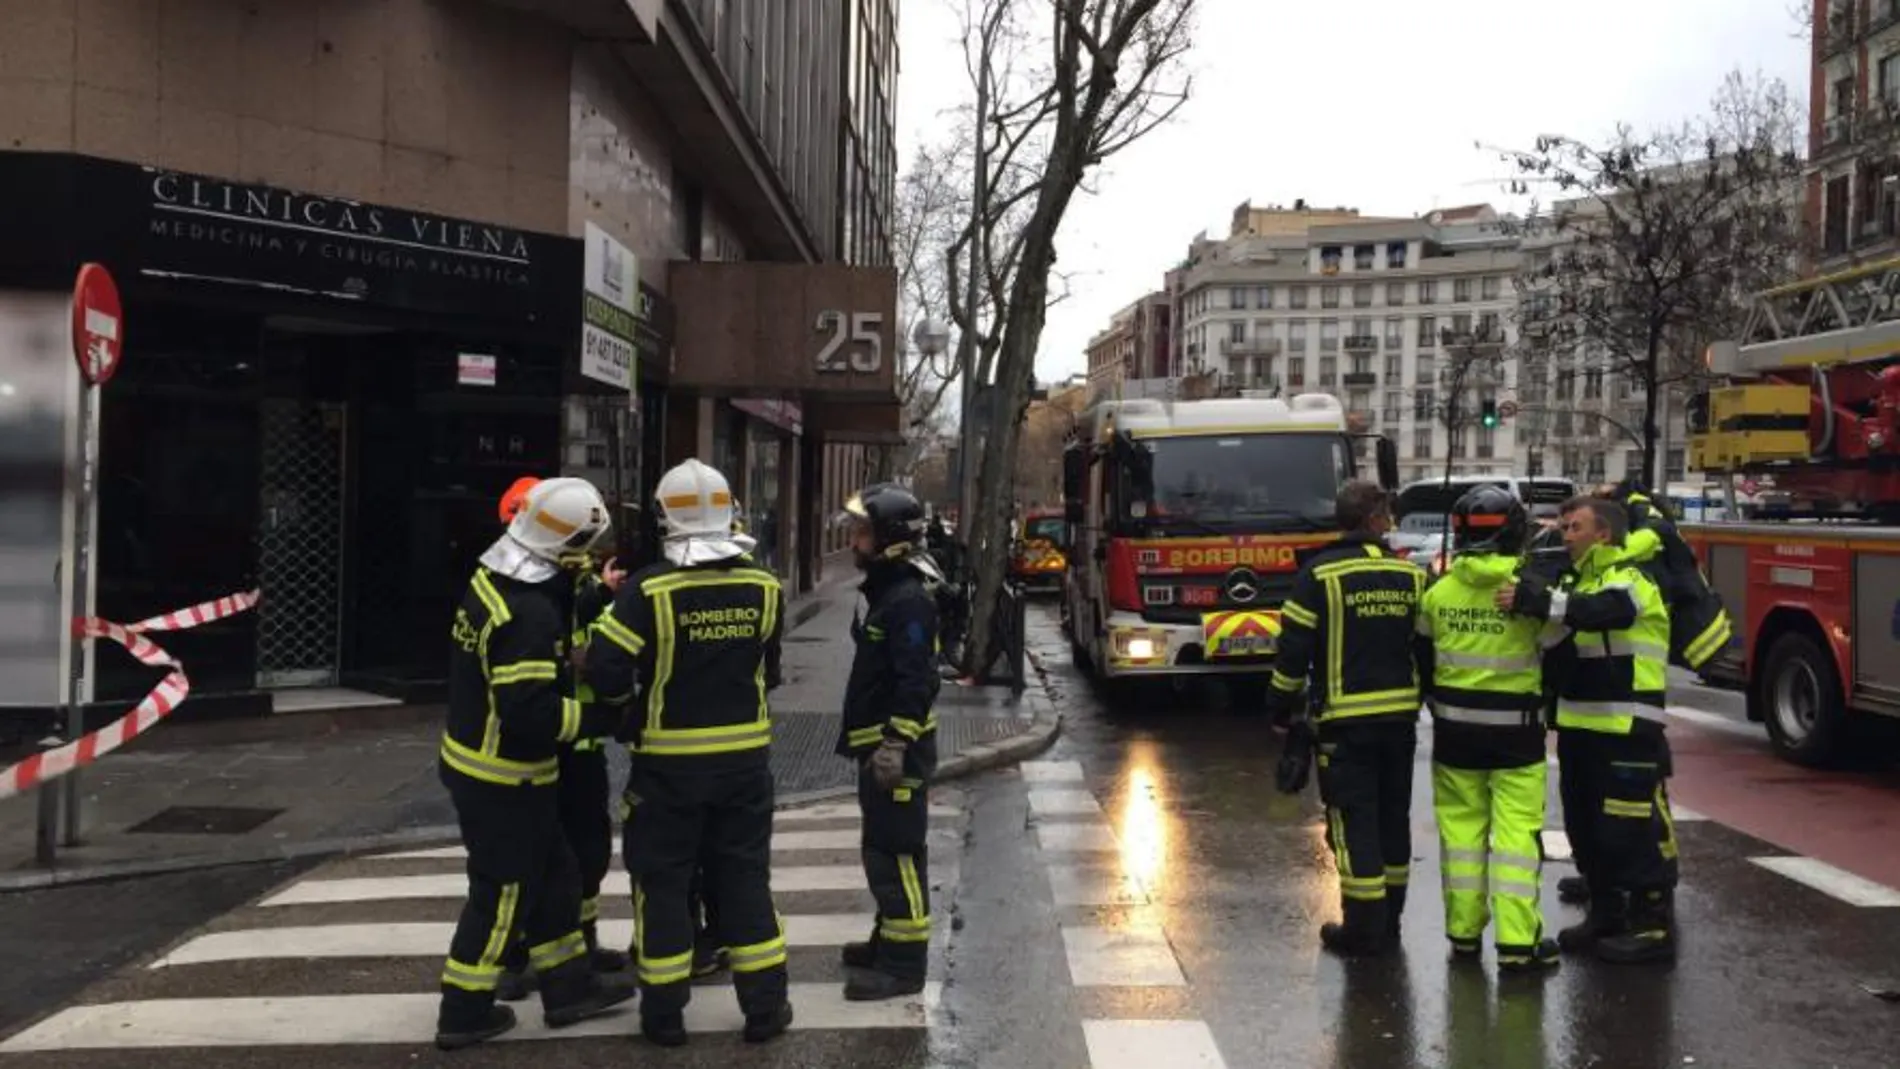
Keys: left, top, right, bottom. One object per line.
{"left": 71, "top": 263, "right": 123, "bottom": 386}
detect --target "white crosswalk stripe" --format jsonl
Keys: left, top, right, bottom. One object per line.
{"left": 0, "top": 795, "right": 965, "bottom": 1055}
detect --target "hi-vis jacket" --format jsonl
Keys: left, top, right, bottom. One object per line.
{"left": 442, "top": 567, "right": 622, "bottom": 788}
{"left": 1622, "top": 492, "right": 1733, "bottom": 672}
{"left": 837, "top": 559, "right": 941, "bottom": 761}
{"left": 584, "top": 557, "right": 783, "bottom": 768}
{"left": 1415, "top": 552, "right": 1559, "bottom": 768}
{"left": 1519, "top": 541, "right": 1670, "bottom": 735}
{"left": 564, "top": 567, "right": 613, "bottom": 754}
{"left": 1268, "top": 533, "right": 1425, "bottom": 725}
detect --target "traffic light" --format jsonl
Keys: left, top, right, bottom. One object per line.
{"left": 1480, "top": 399, "right": 1499, "bottom": 428}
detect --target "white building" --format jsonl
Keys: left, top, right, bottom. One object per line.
{"left": 1173, "top": 201, "right": 1526, "bottom": 484}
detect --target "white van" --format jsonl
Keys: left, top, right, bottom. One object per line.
{"left": 1392, "top": 475, "right": 1579, "bottom": 541}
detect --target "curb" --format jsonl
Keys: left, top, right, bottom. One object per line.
{"left": 931, "top": 649, "right": 1065, "bottom": 783}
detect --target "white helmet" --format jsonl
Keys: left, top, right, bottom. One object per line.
{"left": 508, "top": 477, "right": 610, "bottom": 561}
{"left": 655, "top": 459, "right": 756, "bottom": 566}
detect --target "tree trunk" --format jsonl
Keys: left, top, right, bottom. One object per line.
{"left": 1641, "top": 325, "right": 1663, "bottom": 491}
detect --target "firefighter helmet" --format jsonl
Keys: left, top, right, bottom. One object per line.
{"left": 1449, "top": 485, "right": 1527, "bottom": 555}
{"left": 841, "top": 483, "right": 926, "bottom": 558}
{"left": 507, "top": 477, "right": 611, "bottom": 561}
{"left": 654, "top": 459, "right": 755, "bottom": 565}
{"left": 498, "top": 476, "right": 541, "bottom": 524}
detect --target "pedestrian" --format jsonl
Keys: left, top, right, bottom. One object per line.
{"left": 434, "top": 477, "right": 636, "bottom": 1051}
{"left": 585, "top": 458, "right": 793, "bottom": 1047}
{"left": 1496, "top": 494, "right": 1680, "bottom": 964}
{"left": 835, "top": 483, "right": 943, "bottom": 1000}
{"left": 489, "top": 477, "right": 629, "bottom": 1004}
{"left": 1266, "top": 480, "right": 1426, "bottom": 958}
{"left": 1415, "top": 486, "right": 1561, "bottom": 972}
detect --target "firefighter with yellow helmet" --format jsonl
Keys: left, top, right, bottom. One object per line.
{"left": 585, "top": 458, "right": 792, "bottom": 1047}
{"left": 434, "top": 477, "right": 636, "bottom": 1050}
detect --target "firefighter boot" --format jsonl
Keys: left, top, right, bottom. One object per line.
{"left": 841, "top": 928, "right": 878, "bottom": 969}
{"left": 844, "top": 968, "right": 927, "bottom": 1002}
{"left": 495, "top": 940, "right": 535, "bottom": 1003}
{"left": 640, "top": 1012, "right": 688, "bottom": 1048}
{"left": 1596, "top": 890, "right": 1676, "bottom": 964}
{"left": 434, "top": 1002, "right": 517, "bottom": 1052}
{"left": 1557, "top": 875, "right": 1590, "bottom": 905}
{"left": 582, "top": 923, "right": 629, "bottom": 973}
{"left": 1498, "top": 939, "right": 1562, "bottom": 975}
{"left": 539, "top": 963, "right": 638, "bottom": 1029}
{"left": 743, "top": 1003, "right": 795, "bottom": 1043}
{"left": 1320, "top": 899, "right": 1392, "bottom": 958}
{"left": 1557, "top": 887, "right": 1627, "bottom": 955}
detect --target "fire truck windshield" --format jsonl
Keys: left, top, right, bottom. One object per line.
{"left": 1118, "top": 432, "right": 1350, "bottom": 534}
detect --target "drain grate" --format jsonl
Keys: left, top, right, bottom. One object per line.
{"left": 127, "top": 805, "right": 286, "bottom": 835}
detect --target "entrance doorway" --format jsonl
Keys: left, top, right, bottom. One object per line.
{"left": 253, "top": 398, "right": 347, "bottom": 688}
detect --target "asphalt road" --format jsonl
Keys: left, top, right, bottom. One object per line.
{"left": 5, "top": 604, "right": 1900, "bottom": 1068}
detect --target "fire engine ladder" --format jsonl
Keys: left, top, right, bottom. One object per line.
{"left": 1695, "top": 258, "right": 1900, "bottom": 473}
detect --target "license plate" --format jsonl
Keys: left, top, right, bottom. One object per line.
{"left": 1214, "top": 635, "right": 1268, "bottom": 656}
{"left": 1201, "top": 611, "right": 1281, "bottom": 659}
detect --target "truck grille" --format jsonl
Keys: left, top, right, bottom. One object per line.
{"left": 1139, "top": 575, "right": 1296, "bottom": 625}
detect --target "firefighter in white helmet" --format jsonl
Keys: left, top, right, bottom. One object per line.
{"left": 434, "top": 477, "right": 636, "bottom": 1051}
{"left": 585, "top": 458, "right": 792, "bottom": 1047}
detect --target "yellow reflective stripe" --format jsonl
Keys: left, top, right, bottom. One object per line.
{"left": 879, "top": 919, "right": 932, "bottom": 943}
{"left": 1603, "top": 798, "right": 1654, "bottom": 818}
{"left": 1313, "top": 558, "right": 1418, "bottom": 581}
{"left": 472, "top": 570, "right": 511, "bottom": 625}
{"left": 1384, "top": 864, "right": 1409, "bottom": 886}
{"left": 640, "top": 720, "right": 771, "bottom": 755}
{"left": 579, "top": 896, "right": 600, "bottom": 924}
{"left": 572, "top": 736, "right": 603, "bottom": 752}
{"left": 1269, "top": 669, "right": 1305, "bottom": 693}
{"left": 479, "top": 882, "right": 520, "bottom": 970}
{"left": 755, "top": 583, "right": 780, "bottom": 722}
{"left": 1281, "top": 600, "right": 1318, "bottom": 628}
{"left": 594, "top": 613, "right": 646, "bottom": 656}
{"left": 897, "top": 854, "right": 927, "bottom": 922}
{"left": 529, "top": 931, "right": 587, "bottom": 972}
{"left": 847, "top": 725, "right": 886, "bottom": 748}
{"left": 638, "top": 946, "right": 694, "bottom": 985}
{"left": 556, "top": 696, "right": 583, "bottom": 743}
{"left": 1657, "top": 785, "right": 1680, "bottom": 860}
{"left": 641, "top": 568, "right": 780, "bottom": 595}
{"left": 1684, "top": 612, "right": 1732, "bottom": 666}
{"left": 441, "top": 958, "right": 502, "bottom": 992}
{"left": 490, "top": 660, "right": 558, "bottom": 685}
{"left": 728, "top": 918, "right": 788, "bottom": 974}
{"left": 647, "top": 590, "right": 677, "bottom": 733}
{"left": 889, "top": 713, "right": 937, "bottom": 741}
{"left": 440, "top": 734, "right": 559, "bottom": 785}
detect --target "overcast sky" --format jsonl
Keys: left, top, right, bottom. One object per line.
{"left": 895, "top": 0, "right": 1811, "bottom": 382}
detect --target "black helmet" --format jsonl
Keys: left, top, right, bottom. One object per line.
{"left": 1449, "top": 485, "right": 1527, "bottom": 554}
{"left": 841, "top": 482, "right": 926, "bottom": 556}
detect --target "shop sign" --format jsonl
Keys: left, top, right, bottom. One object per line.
{"left": 457, "top": 352, "right": 497, "bottom": 387}
{"left": 581, "top": 221, "right": 637, "bottom": 391}
{"left": 733, "top": 398, "right": 804, "bottom": 436}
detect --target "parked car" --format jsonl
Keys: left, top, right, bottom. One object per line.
{"left": 1009, "top": 509, "right": 1069, "bottom": 592}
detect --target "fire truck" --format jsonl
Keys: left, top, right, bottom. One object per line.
{"left": 1684, "top": 254, "right": 1900, "bottom": 765}
{"left": 1058, "top": 392, "right": 1398, "bottom": 692}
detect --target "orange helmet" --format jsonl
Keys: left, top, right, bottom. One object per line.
{"left": 498, "top": 476, "right": 542, "bottom": 524}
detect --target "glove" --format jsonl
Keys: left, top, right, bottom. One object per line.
{"left": 1275, "top": 716, "right": 1315, "bottom": 795}
{"left": 1507, "top": 573, "right": 1554, "bottom": 620}
{"left": 871, "top": 737, "right": 907, "bottom": 790}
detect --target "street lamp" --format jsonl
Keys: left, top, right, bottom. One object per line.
{"left": 911, "top": 316, "right": 952, "bottom": 377}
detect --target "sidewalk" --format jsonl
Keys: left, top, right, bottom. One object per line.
{"left": 0, "top": 554, "right": 1059, "bottom": 889}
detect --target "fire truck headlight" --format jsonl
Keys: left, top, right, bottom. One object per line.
{"left": 1126, "top": 637, "right": 1156, "bottom": 659}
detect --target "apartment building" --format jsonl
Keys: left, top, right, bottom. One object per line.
{"left": 1172, "top": 201, "right": 1523, "bottom": 483}
{"left": 0, "top": 0, "right": 897, "bottom": 716}
{"left": 1811, "top": 0, "right": 1900, "bottom": 267}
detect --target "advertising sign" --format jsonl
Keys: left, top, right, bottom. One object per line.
{"left": 581, "top": 222, "right": 638, "bottom": 391}
{"left": 457, "top": 352, "right": 497, "bottom": 387}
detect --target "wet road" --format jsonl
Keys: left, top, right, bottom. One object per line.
{"left": 6, "top": 603, "right": 1900, "bottom": 1067}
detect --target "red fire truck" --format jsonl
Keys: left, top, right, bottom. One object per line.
{"left": 1058, "top": 392, "right": 1397, "bottom": 693}
{"left": 1685, "top": 255, "right": 1900, "bottom": 765}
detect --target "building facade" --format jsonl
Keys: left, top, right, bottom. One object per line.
{"left": 0, "top": 0, "right": 899, "bottom": 717}
{"left": 1810, "top": 0, "right": 1900, "bottom": 268}
{"left": 1171, "top": 202, "right": 1525, "bottom": 484}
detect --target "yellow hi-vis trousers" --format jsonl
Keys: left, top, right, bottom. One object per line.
{"left": 1432, "top": 760, "right": 1548, "bottom": 962}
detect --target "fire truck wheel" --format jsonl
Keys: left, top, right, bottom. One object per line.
{"left": 1758, "top": 630, "right": 1848, "bottom": 768}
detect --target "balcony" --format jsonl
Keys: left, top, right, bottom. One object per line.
{"left": 1219, "top": 337, "right": 1282, "bottom": 357}
{"left": 1343, "top": 334, "right": 1378, "bottom": 352}
{"left": 1343, "top": 371, "right": 1378, "bottom": 387}
{"left": 1823, "top": 113, "right": 1856, "bottom": 150}
{"left": 1440, "top": 327, "right": 1505, "bottom": 350}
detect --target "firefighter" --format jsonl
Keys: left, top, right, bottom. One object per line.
{"left": 1614, "top": 478, "right": 1733, "bottom": 673}
{"left": 489, "top": 477, "right": 629, "bottom": 1003}
{"left": 1498, "top": 495, "right": 1680, "bottom": 964}
{"left": 1415, "top": 486, "right": 1562, "bottom": 972}
{"left": 836, "top": 483, "right": 943, "bottom": 1000}
{"left": 434, "top": 477, "right": 636, "bottom": 1051}
{"left": 585, "top": 458, "right": 792, "bottom": 1047}
{"left": 1267, "top": 480, "right": 1426, "bottom": 957}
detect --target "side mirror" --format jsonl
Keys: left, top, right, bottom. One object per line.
{"left": 1375, "top": 436, "right": 1400, "bottom": 490}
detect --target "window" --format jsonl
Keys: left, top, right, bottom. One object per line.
{"left": 1450, "top": 313, "right": 1473, "bottom": 337}
{"left": 1353, "top": 244, "right": 1375, "bottom": 270}
{"left": 1383, "top": 390, "right": 1402, "bottom": 423}
{"left": 1453, "top": 278, "right": 1473, "bottom": 302}
{"left": 1384, "top": 317, "right": 1404, "bottom": 349}
{"left": 1477, "top": 426, "right": 1495, "bottom": 459}
{"left": 1350, "top": 355, "right": 1372, "bottom": 376}
{"left": 1584, "top": 369, "right": 1603, "bottom": 399}
{"left": 1352, "top": 317, "right": 1373, "bottom": 340}
{"left": 1834, "top": 75, "right": 1855, "bottom": 120}
{"left": 1320, "top": 246, "right": 1342, "bottom": 273}
{"left": 1555, "top": 371, "right": 1575, "bottom": 401}
{"left": 1414, "top": 389, "right": 1435, "bottom": 420}
{"left": 1319, "top": 356, "right": 1337, "bottom": 384}
{"left": 1882, "top": 53, "right": 1900, "bottom": 111}
{"left": 1288, "top": 320, "right": 1308, "bottom": 352}
{"left": 1413, "top": 428, "right": 1434, "bottom": 458}
{"left": 1478, "top": 311, "right": 1501, "bottom": 339}
{"left": 1481, "top": 276, "right": 1501, "bottom": 301}
{"left": 1624, "top": 449, "right": 1643, "bottom": 478}
{"left": 1255, "top": 285, "right": 1274, "bottom": 308}
{"left": 1320, "top": 319, "right": 1340, "bottom": 351}
{"left": 1583, "top": 413, "right": 1600, "bottom": 436}
{"left": 1419, "top": 280, "right": 1438, "bottom": 305}
{"left": 1287, "top": 357, "right": 1306, "bottom": 386}
{"left": 1415, "top": 354, "right": 1435, "bottom": 384}
{"left": 1321, "top": 285, "right": 1341, "bottom": 309}
{"left": 1252, "top": 356, "right": 1272, "bottom": 383}
{"left": 1416, "top": 315, "right": 1437, "bottom": 346}
{"left": 1449, "top": 427, "right": 1467, "bottom": 458}
{"left": 1665, "top": 448, "right": 1685, "bottom": 481}
{"left": 1348, "top": 389, "right": 1370, "bottom": 412}
{"left": 1228, "top": 320, "right": 1247, "bottom": 342}
{"left": 1386, "top": 281, "right": 1406, "bottom": 306}
{"left": 1387, "top": 241, "right": 1407, "bottom": 269}
{"left": 1385, "top": 353, "right": 1403, "bottom": 378}
{"left": 1353, "top": 283, "right": 1373, "bottom": 308}
{"left": 1586, "top": 452, "right": 1606, "bottom": 480}
{"left": 1229, "top": 287, "right": 1247, "bottom": 309}
{"left": 1555, "top": 411, "right": 1573, "bottom": 436}
{"left": 1289, "top": 286, "right": 1309, "bottom": 309}
{"left": 586, "top": 443, "right": 609, "bottom": 467}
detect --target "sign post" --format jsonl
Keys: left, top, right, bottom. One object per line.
{"left": 53, "top": 263, "right": 123, "bottom": 850}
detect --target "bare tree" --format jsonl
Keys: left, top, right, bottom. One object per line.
{"left": 892, "top": 142, "right": 968, "bottom": 477}
{"left": 1499, "top": 70, "right": 1807, "bottom": 489}
{"left": 958, "top": 0, "right": 1197, "bottom": 678}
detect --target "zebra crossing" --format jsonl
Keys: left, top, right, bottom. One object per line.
{"left": 0, "top": 794, "right": 965, "bottom": 1055}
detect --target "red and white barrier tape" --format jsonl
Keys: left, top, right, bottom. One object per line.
{"left": 0, "top": 590, "right": 261, "bottom": 801}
